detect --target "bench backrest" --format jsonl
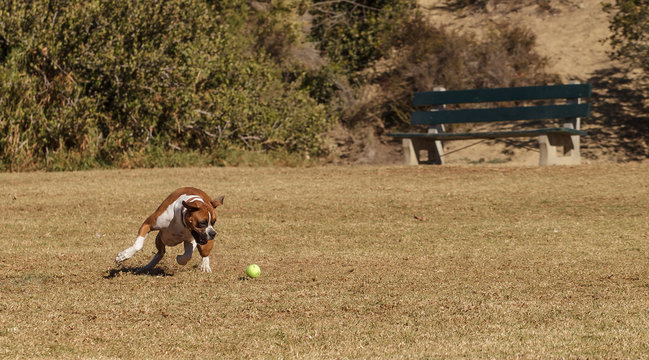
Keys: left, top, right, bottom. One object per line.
{"left": 411, "top": 83, "right": 592, "bottom": 126}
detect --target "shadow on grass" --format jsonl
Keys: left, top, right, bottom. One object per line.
{"left": 103, "top": 266, "right": 174, "bottom": 279}
{"left": 585, "top": 67, "right": 649, "bottom": 161}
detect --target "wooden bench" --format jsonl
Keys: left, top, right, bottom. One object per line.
{"left": 388, "top": 83, "right": 592, "bottom": 166}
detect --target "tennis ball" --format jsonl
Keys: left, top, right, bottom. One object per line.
{"left": 246, "top": 264, "right": 261, "bottom": 278}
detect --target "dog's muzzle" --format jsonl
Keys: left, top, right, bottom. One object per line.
{"left": 192, "top": 229, "right": 216, "bottom": 245}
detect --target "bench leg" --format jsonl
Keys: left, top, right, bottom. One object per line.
{"left": 401, "top": 138, "right": 444, "bottom": 165}
{"left": 429, "top": 138, "right": 444, "bottom": 165}
{"left": 538, "top": 134, "right": 581, "bottom": 165}
{"left": 402, "top": 138, "right": 419, "bottom": 165}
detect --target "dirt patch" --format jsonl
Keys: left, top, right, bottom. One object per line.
{"left": 419, "top": 0, "right": 615, "bottom": 82}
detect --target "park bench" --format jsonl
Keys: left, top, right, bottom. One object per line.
{"left": 388, "top": 83, "right": 592, "bottom": 166}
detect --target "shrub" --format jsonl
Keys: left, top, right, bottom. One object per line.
{"left": 310, "top": 0, "right": 416, "bottom": 75}
{"left": 0, "top": 0, "right": 330, "bottom": 171}
{"left": 604, "top": 0, "right": 649, "bottom": 76}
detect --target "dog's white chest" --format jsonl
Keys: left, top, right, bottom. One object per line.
{"left": 152, "top": 194, "right": 203, "bottom": 246}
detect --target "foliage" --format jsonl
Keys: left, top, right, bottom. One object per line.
{"left": 0, "top": 0, "right": 556, "bottom": 171}
{"left": 604, "top": 0, "right": 649, "bottom": 76}
{"left": 0, "top": 0, "right": 329, "bottom": 171}
{"left": 310, "top": 0, "right": 416, "bottom": 74}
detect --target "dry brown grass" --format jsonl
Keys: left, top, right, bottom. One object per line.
{"left": 2, "top": 163, "right": 649, "bottom": 358}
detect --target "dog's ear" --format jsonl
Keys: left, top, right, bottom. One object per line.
{"left": 211, "top": 195, "right": 224, "bottom": 208}
{"left": 182, "top": 200, "right": 201, "bottom": 212}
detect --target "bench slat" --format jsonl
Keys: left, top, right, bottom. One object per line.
{"left": 413, "top": 83, "right": 592, "bottom": 106}
{"left": 388, "top": 127, "right": 587, "bottom": 141}
{"left": 411, "top": 103, "right": 590, "bottom": 126}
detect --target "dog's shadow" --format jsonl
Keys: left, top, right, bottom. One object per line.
{"left": 103, "top": 266, "right": 174, "bottom": 279}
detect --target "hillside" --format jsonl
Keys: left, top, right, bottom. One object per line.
{"left": 419, "top": 0, "right": 613, "bottom": 82}
{"left": 362, "top": 0, "right": 649, "bottom": 165}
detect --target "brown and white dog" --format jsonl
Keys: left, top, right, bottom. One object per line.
{"left": 115, "top": 187, "right": 224, "bottom": 272}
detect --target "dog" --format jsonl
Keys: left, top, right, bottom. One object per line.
{"left": 115, "top": 187, "right": 224, "bottom": 272}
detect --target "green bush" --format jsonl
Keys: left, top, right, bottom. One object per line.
{"left": 310, "top": 0, "right": 416, "bottom": 75}
{"left": 0, "top": 0, "right": 330, "bottom": 171}
{"left": 604, "top": 0, "right": 649, "bottom": 76}
{"left": 0, "top": 0, "right": 557, "bottom": 171}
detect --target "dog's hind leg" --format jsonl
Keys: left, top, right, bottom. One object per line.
{"left": 143, "top": 233, "right": 166, "bottom": 270}
{"left": 115, "top": 223, "right": 151, "bottom": 263}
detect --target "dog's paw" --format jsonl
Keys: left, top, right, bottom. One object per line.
{"left": 200, "top": 258, "right": 212, "bottom": 273}
{"left": 176, "top": 254, "right": 191, "bottom": 266}
{"left": 115, "top": 251, "right": 129, "bottom": 263}
{"left": 200, "top": 263, "right": 212, "bottom": 273}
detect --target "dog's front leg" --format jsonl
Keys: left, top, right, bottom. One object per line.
{"left": 197, "top": 240, "right": 214, "bottom": 273}
{"left": 176, "top": 240, "right": 196, "bottom": 266}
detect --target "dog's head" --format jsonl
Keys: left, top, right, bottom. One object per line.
{"left": 182, "top": 195, "right": 224, "bottom": 245}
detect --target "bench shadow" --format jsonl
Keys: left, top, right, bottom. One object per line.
{"left": 103, "top": 266, "right": 174, "bottom": 279}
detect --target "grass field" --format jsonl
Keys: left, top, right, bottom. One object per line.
{"left": 1, "top": 163, "right": 649, "bottom": 358}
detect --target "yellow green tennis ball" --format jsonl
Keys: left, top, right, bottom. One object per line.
{"left": 246, "top": 264, "right": 261, "bottom": 278}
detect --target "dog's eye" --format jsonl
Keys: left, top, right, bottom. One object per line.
{"left": 197, "top": 221, "right": 208, "bottom": 228}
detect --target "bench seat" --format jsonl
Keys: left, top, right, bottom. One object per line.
{"left": 388, "top": 127, "right": 587, "bottom": 141}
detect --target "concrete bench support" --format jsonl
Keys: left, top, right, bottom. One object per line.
{"left": 538, "top": 133, "right": 581, "bottom": 165}
{"left": 402, "top": 136, "right": 444, "bottom": 165}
